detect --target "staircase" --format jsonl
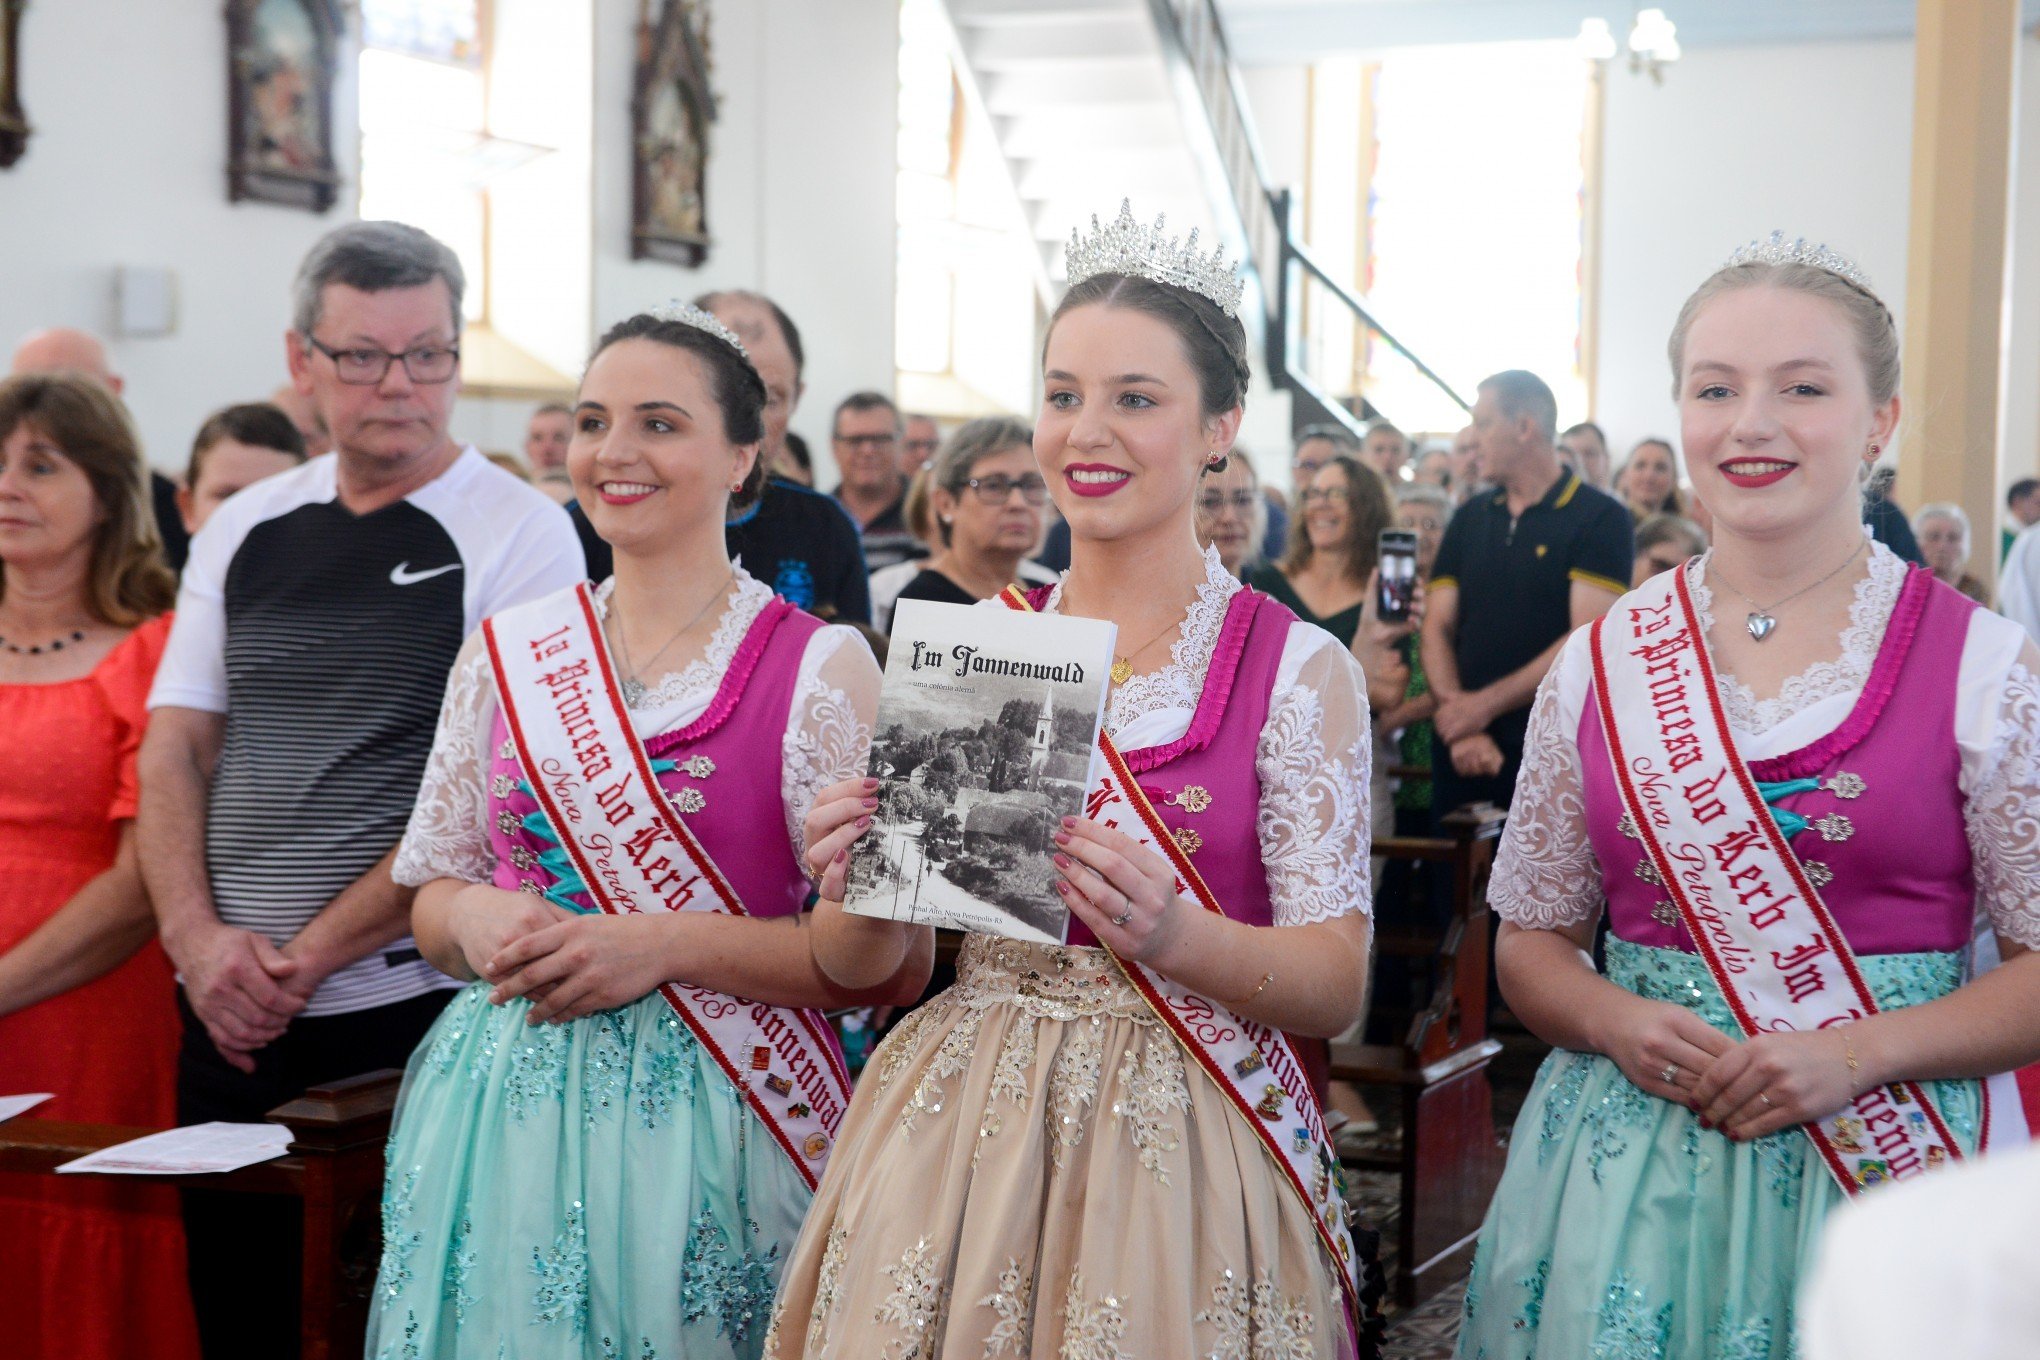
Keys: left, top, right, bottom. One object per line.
{"left": 941, "top": 0, "right": 1471, "bottom": 443}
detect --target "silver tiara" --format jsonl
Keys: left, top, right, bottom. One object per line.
{"left": 648, "top": 299, "right": 749, "bottom": 361}
{"left": 1725, "top": 231, "right": 1873, "bottom": 291}
{"left": 1064, "top": 200, "right": 1245, "bottom": 318}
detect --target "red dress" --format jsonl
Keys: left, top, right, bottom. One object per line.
{"left": 0, "top": 614, "right": 200, "bottom": 1359}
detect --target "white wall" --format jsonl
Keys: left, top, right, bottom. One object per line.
{"left": 590, "top": 0, "right": 899, "bottom": 487}
{"left": 1593, "top": 40, "right": 1917, "bottom": 465}
{"left": 0, "top": 3, "right": 361, "bottom": 469}
{"left": 0, "top": 0, "right": 900, "bottom": 484}
{"left": 1999, "top": 33, "right": 2040, "bottom": 487}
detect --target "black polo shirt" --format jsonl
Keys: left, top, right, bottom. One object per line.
{"left": 1431, "top": 468, "right": 1632, "bottom": 742}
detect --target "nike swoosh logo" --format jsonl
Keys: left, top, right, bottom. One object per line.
{"left": 390, "top": 561, "right": 462, "bottom": 586}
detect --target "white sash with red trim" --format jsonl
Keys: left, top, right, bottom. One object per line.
{"left": 1592, "top": 566, "right": 1964, "bottom": 1192}
{"left": 998, "top": 587, "right": 1360, "bottom": 1312}
{"left": 484, "top": 583, "right": 851, "bottom": 1191}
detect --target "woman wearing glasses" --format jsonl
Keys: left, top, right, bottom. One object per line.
{"left": 1194, "top": 446, "right": 1269, "bottom": 577}
{"left": 1247, "top": 454, "right": 1394, "bottom": 648}
{"left": 886, "top": 417, "right": 1051, "bottom": 620}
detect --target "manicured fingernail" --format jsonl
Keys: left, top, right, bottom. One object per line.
{"left": 855, "top": 815, "right": 872, "bottom": 829}
{"left": 1055, "top": 881, "right": 1070, "bottom": 895}
{"left": 834, "top": 849, "right": 848, "bottom": 864}
{"left": 1053, "top": 853, "right": 1072, "bottom": 869}
{"left": 1061, "top": 816, "right": 1076, "bottom": 829}
{"left": 861, "top": 797, "right": 879, "bottom": 809}
{"left": 1052, "top": 829, "right": 1071, "bottom": 845}
{"left": 862, "top": 777, "right": 880, "bottom": 789}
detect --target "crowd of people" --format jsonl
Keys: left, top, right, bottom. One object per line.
{"left": 4, "top": 210, "right": 2040, "bottom": 1360}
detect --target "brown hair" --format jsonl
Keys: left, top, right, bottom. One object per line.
{"left": 1045, "top": 273, "right": 1250, "bottom": 421}
{"left": 1281, "top": 454, "right": 1394, "bottom": 581}
{"left": 187, "top": 401, "right": 307, "bottom": 488}
{"left": 1622, "top": 438, "right": 1686, "bottom": 518}
{"left": 1667, "top": 260, "right": 1900, "bottom": 405}
{"left": 588, "top": 311, "right": 770, "bottom": 514}
{"left": 0, "top": 373, "right": 176, "bottom": 625}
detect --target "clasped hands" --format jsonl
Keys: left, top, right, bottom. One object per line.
{"left": 460, "top": 887, "right": 674, "bottom": 1025}
{"left": 1612, "top": 998, "right": 1864, "bottom": 1141}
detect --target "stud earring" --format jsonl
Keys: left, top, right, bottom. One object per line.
{"left": 1869, "top": 444, "right": 1881, "bottom": 456}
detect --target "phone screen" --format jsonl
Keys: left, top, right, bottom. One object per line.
{"left": 1378, "top": 530, "right": 1419, "bottom": 624}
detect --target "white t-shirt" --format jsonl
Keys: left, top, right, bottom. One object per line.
{"left": 149, "top": 446, "right": 585, "bottom": 1015}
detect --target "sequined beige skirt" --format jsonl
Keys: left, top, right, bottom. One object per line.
{"left": 763, "top": 935, "right": 1346, "bottom": 1359}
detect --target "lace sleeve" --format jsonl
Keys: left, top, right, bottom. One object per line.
{"left": 394, "top": 632, "right": 499, "bottom": 888}
{"left": 1257, "top": 628, "right": 1373, "bottom": 926}
{"left": 1965, "top": 657, "right": 2040, "bottom": 950}
{"left": 781, "top": 627, "right": 881, "bottom": 875}
{"left": 1488, "top": 643, "right": 1604, "bottom": 930}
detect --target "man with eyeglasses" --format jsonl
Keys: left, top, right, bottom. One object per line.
{"left": 901, "top": 412, "right": 940, "bottom": 479}
{"left": 831, "top": 389, "right": 927, "bottom": 573}
{"left": 138, "top": 220, "right": 582, "bottom": 1355}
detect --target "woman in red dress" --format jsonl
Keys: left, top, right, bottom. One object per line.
{"left": 0, "top": 373, "right": 196, "bottom": 1359}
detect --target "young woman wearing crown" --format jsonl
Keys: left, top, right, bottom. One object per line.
{"left": 1455, "top": 238, "right": 2040, "bottom": 1357}
{"left": 361, "top": 305, "right": 931, "bottom": 1359}
{"left": 765, "top": 204, "right": 1382, "bottom": 1359}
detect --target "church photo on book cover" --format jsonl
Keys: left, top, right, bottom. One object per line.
{"left": 848, "top": 601, "right": 1112, "bottom": 943}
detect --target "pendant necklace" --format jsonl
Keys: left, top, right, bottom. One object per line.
{"left": 1710, "top": 538, "right": 1863, "bottom": 642}
{"left": 611, "top": 568, "right": 736, "bottom": 705}
{"left": 1108, "top": 613, "right": 1189, "bottom": 686}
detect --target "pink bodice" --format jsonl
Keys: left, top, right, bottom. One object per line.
{"left": 484, "top": 598, "right": 824, "bottom": 918}
{"left": 1580, "top": 568, "right": 1978, "bottom": 956}
{"left": 1032, "top": 586, "right": 1294, "bottom": 949}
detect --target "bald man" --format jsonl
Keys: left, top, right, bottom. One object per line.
{"left": 10, "top": 327, "right": 190, "bottom": 570}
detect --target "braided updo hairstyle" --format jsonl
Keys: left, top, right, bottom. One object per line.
{"left": 587, "top": 312, "right": 772, "bottom": 513}
{"left": 1045, "top": 273, "right": 1251, "bottom": 424}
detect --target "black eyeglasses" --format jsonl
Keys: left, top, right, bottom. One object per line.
{"left": 1197, "top": 490, "right": 1258, "bottom": 513}
{"left": 305, "top": 336, "right": 460, "bottom": 385}
{"left": 836, "top": 432, "right": 898, "bottom": 451}
{"left": 964, "top": 474, "right": 1049, "bottom": 505}
{"left": 1299, "top": 486, "right": 1346, "bottom": 506}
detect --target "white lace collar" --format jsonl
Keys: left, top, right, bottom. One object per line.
{"left": 592, "top": 568, "right": 775, "bottom": 710}
{"left": 1042, "top": 545, "right": 1241, "bottom": 729}
{"left": 1686, "top": 539, "right": 1907, "bottom": 733}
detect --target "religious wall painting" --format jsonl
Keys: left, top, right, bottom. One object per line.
{"left": 0, "top": 0, "right": 28, "bottom": 168}
{"left": 227, "top": 0, "right": 342, "bottom": 211}
{"left": 631, "top": 0, "right": 716, "bottom": 266}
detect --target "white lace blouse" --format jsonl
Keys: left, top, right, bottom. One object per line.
{"left": 1032, "top": 547, "right": 1375, "bottom": 926}
{"left": 393, "top": 573, "right": 879, "bottom": 889}
{"left": 1491, "top": 542, "right": 2040, "bottom": 950}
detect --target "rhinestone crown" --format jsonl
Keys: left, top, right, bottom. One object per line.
{"left": 1725, "top": 230, "right": 1873, "bottom": 292}
{"left": 648, "top": 299, "right": 750, "bottom": 361}
{"left": 1064, "top": 200, "right": 1245, "bottom": 318}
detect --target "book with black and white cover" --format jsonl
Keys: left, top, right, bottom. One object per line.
{"left": 846, "top": 598, "right": 1117, "bottom": 943}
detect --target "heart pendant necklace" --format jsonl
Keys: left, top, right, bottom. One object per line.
{"left": 1711, "top": 538, "right": 1863, "bottom": 643}
{"left": 1110, "top": 615, "right": 1185, "bottom": 686}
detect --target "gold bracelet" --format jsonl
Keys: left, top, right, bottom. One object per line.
{"left": 1842, "top": 1029, "right": 1862, "bottom": 1095}
{"left": 1234, "top": 971, "right": 1275, "bottom": 1008}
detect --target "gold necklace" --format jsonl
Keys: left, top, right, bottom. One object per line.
{"left": 1109, "top": 616, "right": 1187, "bottom": 685}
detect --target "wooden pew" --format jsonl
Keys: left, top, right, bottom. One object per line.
{"left": 1332, "top": 803, "right": 1508, "bottom": 1308}
{"left": 0, "top": 1069, "right": 402, "bottom": 1360}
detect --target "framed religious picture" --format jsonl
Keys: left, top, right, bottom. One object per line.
{"left": 0, "top": 0, "right": 28, "bottom": 168}
{"left": 226, "top": 0, "right": 343, "bottom": 212}
{"left": 631, "top": 0, "right": 716, "bottom": 266}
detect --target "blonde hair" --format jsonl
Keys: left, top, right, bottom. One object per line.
{"left": 1668, "top": 260, "right": 1900, "bottom": 405}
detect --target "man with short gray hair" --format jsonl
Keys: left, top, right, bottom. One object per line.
{"left": 138, "top": 220, "right": 583, "bottom": 1354}
{"left": 1420, "top": 369, "right": 1631, "bottom": 825}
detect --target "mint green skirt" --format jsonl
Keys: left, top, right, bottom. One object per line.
{"left": 364, "top": 983, "right": 812, "bottom": 1359}
{"left": 1455, "top": 940, "right": 1977, "bottom": 1359}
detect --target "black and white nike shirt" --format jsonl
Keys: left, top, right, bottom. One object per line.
{"left": 149, "top": 447, "right": 584, "bottom": 1015}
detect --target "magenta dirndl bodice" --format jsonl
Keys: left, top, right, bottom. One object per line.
{"left": 483, "top": 595, "right": 825, "bottom": 920}
{"left": 1579, "top": 566, "right": 1979, "bottom": 956}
